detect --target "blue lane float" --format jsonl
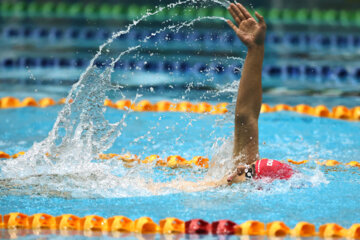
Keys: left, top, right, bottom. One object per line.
{"left": 1, "top": 26, "right": 360, "bottom": 52}
{"left": 1, "top": 57, "right": 360, "bottom": 85}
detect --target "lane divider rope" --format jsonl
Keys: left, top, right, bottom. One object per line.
{"left": 1, "top": 151, "right": 359, "bottom": 169}
{"left": 2, "top": 58, "right": 360, "bottom": 84}
{"left": 0, "top": 213, "right": 359, "bottom": 238}
{"left": 2, "top": 25, "right": 359, "bottom": 52}
{"left": 1, "top": 96, "right": 360, "bottom": 120}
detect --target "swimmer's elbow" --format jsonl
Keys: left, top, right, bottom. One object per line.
{"left": 235, "top": 112, "right": 258, "bottom": 126}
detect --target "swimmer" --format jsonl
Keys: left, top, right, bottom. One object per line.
{"left": 225, "top": 3, "right": 294, "bottom": 185}
{"left": 151, "top": 3, "right": 295, "bottom": 192}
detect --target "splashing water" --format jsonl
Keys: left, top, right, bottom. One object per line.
{"left": 0, "top": 0, "right": 326, "bottom": 198}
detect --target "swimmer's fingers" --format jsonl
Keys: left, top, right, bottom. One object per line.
{"left": 226, "top": 19, "right": 239, "bottom": 33}
{"left": 228, "top": 3, "right": 244, "bottom": 24}
{"left": 255, "top": 11, "right": 266, "bottom": 27}
{"left": 236, "top": 3, "right": 253, "bottom": 20}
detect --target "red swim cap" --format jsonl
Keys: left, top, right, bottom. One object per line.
{"left": 254, "top": 159, "right": 294, "bottom": 180}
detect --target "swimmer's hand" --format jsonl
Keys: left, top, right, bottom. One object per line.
{"left": 227, "top": 3, "right": 266, "bottom": 49}
{"left": 227, "top": 165, "right": 246, "bottom": 185}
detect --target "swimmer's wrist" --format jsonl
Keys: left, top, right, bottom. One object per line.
{"left": 247, "top": 44, "right": 264, "bottom": 53}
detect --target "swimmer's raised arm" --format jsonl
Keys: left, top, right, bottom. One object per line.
{"left": 226, "top": 3, "right": 266, "bottom": 168}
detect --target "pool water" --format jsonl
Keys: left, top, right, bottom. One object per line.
{"left": 0, "top": 0, "right": 360, "bottom": 237}
{"left": 1, "top": 94, "right": 359, "bottom": 229}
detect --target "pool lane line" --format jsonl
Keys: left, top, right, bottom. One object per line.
{"left": 1, "top": 96, "right": 360, "bottom": 120}
{"left": 0, "top": 213, "right": 359, "bottom": 238}
{"left": 1, "top": 151, "right": 359, "bottom": 168}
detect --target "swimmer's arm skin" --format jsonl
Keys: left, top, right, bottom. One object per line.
{"left": 227, "top": 4, "right": 266, "bottom": 169}
{"left": 148, "top": 177, "right": 232, "bottom": 193}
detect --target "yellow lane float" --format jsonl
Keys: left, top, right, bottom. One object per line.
{"left": 1, "top": 212, "right": 360, "bottom": 238}
{"left": 1, "top": 150, "right": 359, "bottom": 170}
{"left": 287, "top": 159, "right": 309, "bottom": 165}
{"left": 3, "top": 213, "right": 29, "bottom": 229}
{"left": 235, "top": 220, "right": 265, "bottom": 235}
{"left": 39, "top": 98, "right": 56, "bottom": 108}
{"left": 108, "top": 216, "right": 133, "bottom": 232}
{"left": 0, "top": 96, "right": 21, "bottom": 108}
{"left": 295, "top": 104, "right": 314, "bottom": 115}
{"left": 81, "top": 215, "right": 108, "bottom": 231}
{"left": 266, "top": 221, "right": 291, "bottom": 237}
{"left": 332, "top": 106, "right": 351, "bottom": 120}
{"left": 133, "top": 217, "right": 159, "bottom": 234}
{"left": 115, "top": 99, "right": 132, "bottom": 110}
{"left": 1, "top": 96, "right": 360, "bottom": 120}
{"left": 313, "top": 105, "right": 330, "bottom": 117}
{"left": 319, "top": 223, "right": 347, "bottom": 238}
{"left": 21, "top": 97, "right": 38, "bottom": 107}
{"left": 0, "top": 151, "right": 11, "bottom": 159}
{"left": 159, "top": 218, "right": 185, "bottom": 234}
{"left": 55, "top": 214, "right": 81, "bottom": 230}
{"left": 274, "top": 104, "right": 293, "bottom": 111}
{"left": 28, "top": 213, "right": 57, "bottom": 229}
{"left": 291, "top": 222, "right": 316, "bottom": 237}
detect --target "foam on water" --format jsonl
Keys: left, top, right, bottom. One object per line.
{"left": 0, "top": 0, "right": 327, "bottom": 198}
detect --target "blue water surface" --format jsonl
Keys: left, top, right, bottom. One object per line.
{"left": 0, "top": 100, "right": 359, "bottom": 229}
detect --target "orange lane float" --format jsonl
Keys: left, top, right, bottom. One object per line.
{"left": 213, "top": 102, "right": 228, "bottom": 114}
{"left": 0, "top": 96, "right": 21, "bottom": 108}
{"left": 21, "top": 97, "right": 38, "bottom": 107}
{"left": 3, "top": 213, "right": 29, "bottom": 229}
{"left": 348, "top": 224, "right": 360, "bottom": 239}
{"left": 133, "top": 217, "right": 159, "bottom": 234}
{"left": 190, "top": 156, "right": 209, "bottom": 168}
{"left": 104, "top": 99, "right": 116, "bottom": 108}
{"left": 28, "top": 213, "right": 57, "bottom": 229}
{"left": 176, "top": 101, "right": 193, "bottom": 112}
{"left": 266, "top": 221, "right": 291, "bottom": 237}
{"left": 159, "top": 218, "right": 185, "bottom": 234}
{"left": 195, "top": 102, "right": 213, "bottom": 113}
{"left": 287, "top": 159, "right": 309, "bottom": 165}
{"left": 1, "top": 213, "right": 360, "bottom": 238}
{"left": 260, "top": 103, "right": 273, "bottom": 113}
{"left": 295, "top": 104, "right": 314, "bottom": 115}
{"left": 39, "top": 98, "right": 56, "bottom": 108}
{"left": 291, "top": 222, "right": 316, "bottom": 237}
{"left": 332, "top": 106, "right": 351, "bottom": 119}
{"left": 115, "top": 99, "right": 132, "bottom": 110}
{"left": 133, "top": 100, "right": 154, "bottom": 111}
{"left": 81, "top": 215, "right": 108, "bottom": 232}
{"left": 352, "top": 106, "right": 360, "bottom": 120}
{"left": 2, "top": 151, "right": 360, "bottom": 170}
{"left": 235, "top": 220, "right": 265, "bottom": 236}
{"left": 166, "top": 155, "right": 189, "bottom": 168}
{"left": 0, "top": 151, "right": 11, "bottom": 159}
{"left": 55, "top": 214, "right": 81, "bottom": 230}
{"left": 316, "top": 159, "right": 342, "bottom": 166}
{"left": 347, "top": 161, "right": 360, "bottom": 167}
{"left": 142, "top": 154, "right": 161, "bottom": 164}
{"left": 155, "top": 101, "right": 174, "bottom": 112}
{"left": 2, "top": 96, "right": 360, "bottom": 120}
{"left": 313, "top": 105, "right": 330, "bottom": 117}
{"left": 273, "top": 104, "right": 293, "bottom": 111}
{"left": 108, "top": 216, "right": 134, "bottom": 232}
{"left": 319, "top": 223, "right": 347, "bottom": 238}
{"left": 117, "top": 153, "right": 139, "bottom": 163}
